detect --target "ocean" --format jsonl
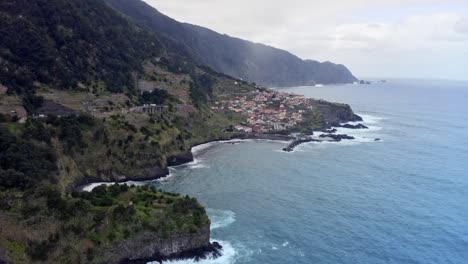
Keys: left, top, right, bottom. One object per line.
{"left": 151, "top": 79, "right": 468, "bottom": 264}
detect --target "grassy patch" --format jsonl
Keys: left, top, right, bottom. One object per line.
{"left": 6, "top": 240, "right": 27, "bottom": 263}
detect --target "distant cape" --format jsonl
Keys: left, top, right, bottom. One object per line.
{"left": 104, "top": 0, "right": 358, "bottom": 87}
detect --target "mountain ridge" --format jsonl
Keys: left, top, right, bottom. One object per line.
{"left": 104, "top": 0, "right": 358, "bottom": 87}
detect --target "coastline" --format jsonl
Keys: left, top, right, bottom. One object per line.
{"left": 74, "top": 134, "right": 298, "bottom": 263}
{"left": 73, "top": 113, "right": 382, "bottom": 264}
{"left": 76, "top": 121, "right": 378, "bottom": 191}
{"left": 76, "top": 133, "right": 296, "bottom": 191}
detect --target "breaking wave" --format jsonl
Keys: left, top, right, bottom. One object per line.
{"left": 80, "top": 180, "right": 154, "bottom": 192}
{"left": 207, "top": 209, "right": 236, "bottom": 230}
{"left": 157, "top": 240, "right": 238, "bottom": 264}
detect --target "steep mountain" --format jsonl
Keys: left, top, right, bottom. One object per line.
{"left": 103, "top": 0, "right": 358, "bottom": 87}
{"left": 0, "top": 0, "right": 200, "bottom": 96}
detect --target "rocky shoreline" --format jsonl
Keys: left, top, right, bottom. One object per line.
{"left": 76, "top": 123, "right": 377, "bottom": 189}
{"left": 283, "top": 137, "right": 317, "bottom": 152}
{"left": 118, "top": 242, "right": 222, "bottom": 264}
{"left": 76, "top": 118, "right": 381, "bottom": 189}
{"left": 72, "top": 132, "right": 299, "bottom": 263}
{"left": 281, "top": 134, "right": 356, "bottom": 152}
{"left": 74, "top": 121, "right": 375, "bottom": 263}
{"left": 282, "top": 122, "right": 379, "bottom": 152}
{"left": 100, "top": 225, "right": 222, "bottom": 264}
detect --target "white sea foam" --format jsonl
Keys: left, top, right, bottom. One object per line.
{"left": 191, "top": 140, "right": 247, "bottom": 157}
{"left": 316, "top": 113, "right": 386, "bottom": 146}
{"left": 219, "top": 139, "right": 244, "bottom": 144}
{"left": 291, "top": 117, "right": 385, "bottom": 150}
{"left": 207, "top": 209, "right": 236, "bottom": 230}
{"left": 157, "top": 170, "right": 175, "bottom": 182}
{"left": 192, "top": 142, "right": 219, "bottom": 155}
{"left": 154, "top": 240, "right": 238, "bottom": 264}
{"left": 80, "top": 180, "right": 154, "bottom": 192}
{"left": 170, "top": 157, "right": 210, "bottom": 170}
{"left": 358, "top": 113, "right": 385, "bottom": 125}
{"left": 187, "top": 158, "right": 210, "bottom": 169}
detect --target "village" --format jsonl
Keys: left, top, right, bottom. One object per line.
{"left": 212, "top": 88, "right": 313, "bottom": 133}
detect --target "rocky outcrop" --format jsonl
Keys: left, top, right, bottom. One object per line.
{"left": 282, "top": 133, "right": 356, "bottom": 152}
{"left": 167, "top": 151, "right": 194, "bottom": 167}
{"left": 141, "top": 165, "right": 170, "bottom": 180}
{"left": 311, "top": 100, "right": 362, "bottom": 128}
{"left": 103, "top": 225, "right": 216, "bottom": 264}
{"left": 99, "top": 165, "right": 169, "bottom": 182}
{"left": 283, "top": 137, "right": 317, "bottom": 152}
{"left": 336, "top": 123, "right": 368, "bottom": 129}
{"left": 319, "top": 134, "right": 355, "bottom": 141}
{"left": 74, "top": 165, "right": 169, "bottom": 190}
{"left": 323, "top": 128, "right": 337, "bottom": 133}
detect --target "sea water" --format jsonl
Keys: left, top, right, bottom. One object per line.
{"left": 151, "top": 79, "right": 468, "bottom": 264}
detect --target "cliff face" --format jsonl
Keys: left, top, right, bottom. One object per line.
{"left": 313, "top": 100, "right": 363, "bottom": 126}
{"left": 167, "top": 151, "right": 195, "bottom": 167}
{"left": 103, "top": 0, "right": 358, "bottom": 87}
{"left": 103, "top": 225, "right": 211, "bottom": 263}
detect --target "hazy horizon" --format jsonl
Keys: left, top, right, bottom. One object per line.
{"left": 145, "top": 0, "right": 468, "bottom": 81}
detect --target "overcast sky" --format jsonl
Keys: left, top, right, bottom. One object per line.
{"left": 144, "top": 0, "right": 468, "bottom": 80}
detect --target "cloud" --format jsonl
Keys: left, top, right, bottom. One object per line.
{"left": 329, "top": 13, "right": 468, "bottom": 51}
{"left": 455, "top": 17, "right": 468, "bottom": 34}
{"left": 147, "top": 0, "right": 468, "bottom": 80}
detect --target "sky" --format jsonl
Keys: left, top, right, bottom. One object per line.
{"left": 143, "top": 0, "right": 468, "bottom": 80}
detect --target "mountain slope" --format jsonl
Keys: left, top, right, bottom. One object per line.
{"left": 0, "top": 0, "right": 256, "bottom": 192}
{"left": 103, "top": 0, "right": 358, "bottom": 87}
{"left": 0, "top": 0, "right": 230, "bottom": 262}
{"left": 0, "top": 0, "right": 166, "bottom": 95}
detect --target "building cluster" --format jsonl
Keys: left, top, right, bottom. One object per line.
{"left": 213, "top": 89, "right": 313, "bottom": 133}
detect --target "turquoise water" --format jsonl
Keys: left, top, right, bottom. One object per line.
{"left": 153, "top": 80, "right": 468, "bottom": 264}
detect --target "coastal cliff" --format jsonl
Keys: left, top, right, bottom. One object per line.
{"left": 0, "top": 179, "right": 214, "bottom": 263}
{"left": 167, "top": 151, "right": 195, "bottom": 167}
{"left": 103, "top": 225, "right": 213, "bottom": 263}
{"left": 312, "top": 100, "right": 362, "bottom": 127}
{"left": 77, "top": 152, "right": 194, "bottom": 187}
